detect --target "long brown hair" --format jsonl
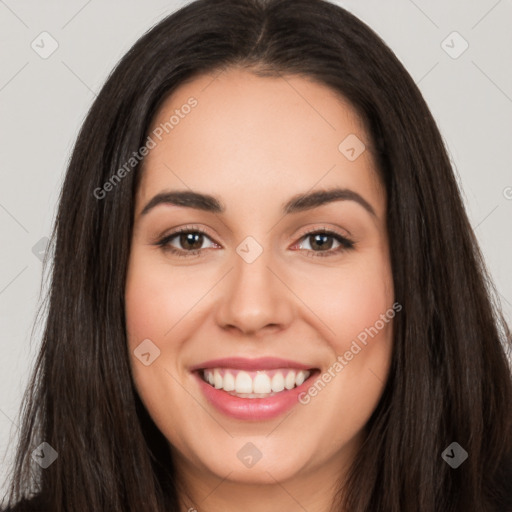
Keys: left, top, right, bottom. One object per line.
{"left": 3, "top": 0, "right": 512, "bottom": 510}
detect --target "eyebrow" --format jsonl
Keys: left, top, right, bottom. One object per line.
{"left": 140, "top": 187, "right": 376, "bottom": 217}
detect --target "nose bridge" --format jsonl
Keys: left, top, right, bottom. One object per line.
{"left": 234, "top": 238, "right": 273, "bottom": 290}
{"left": 214, "top": 235, "right": 293, "bottom": 335}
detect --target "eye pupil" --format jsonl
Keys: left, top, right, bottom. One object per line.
{"left": 310, "top": 233, "right": 333, "bottom": 251}
{"left": 181, "top": 232, "right": 203, "bottom": 250}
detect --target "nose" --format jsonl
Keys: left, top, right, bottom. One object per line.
{"left": 214, "top": 244, "right": 295, "bottom": 337}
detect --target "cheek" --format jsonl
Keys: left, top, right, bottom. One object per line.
{"left": 124, "top": 250, "right": 207, "bottom": 344}
{"left": 124, "top": 251, "right": 183, "bottom": 389}
{"left": 332, "top": 264, "right": 393, "bottom": 348}
{"left": 295, "top": 251, "right": 395, "bottom": 427}
{"left": 124, "top": 251, "right": 194, "bottom": 439}
{"left": 293, "top": 250, "right": 394, "bottom": 401}
{"left": 292, "top": 251, "right": 394, "bottom": 352}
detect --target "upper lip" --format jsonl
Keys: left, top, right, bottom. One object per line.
{"left": 189, "top": 357, "right": 315, "bottom": 372}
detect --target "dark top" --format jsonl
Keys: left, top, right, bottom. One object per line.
{"left": 3, "top": 482, "right": 512, "bottom": 511}
{"left": 1, "top": 496, "right": 43, "bottom": 512}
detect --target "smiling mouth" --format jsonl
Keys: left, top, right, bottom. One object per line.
{"left": 198, "top": 367, "right": 318, "bottom": 398}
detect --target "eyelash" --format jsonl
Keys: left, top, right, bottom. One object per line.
{"left": 155, "top": 225, "right": 355, "bottom": 259}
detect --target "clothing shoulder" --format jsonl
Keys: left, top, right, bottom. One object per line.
{"left": 1, "top": 495, "right": 43, "bottom": 512}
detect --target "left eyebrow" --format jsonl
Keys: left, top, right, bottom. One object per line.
{"left": 282, "top": 187, "right": 376, "bottom": 217}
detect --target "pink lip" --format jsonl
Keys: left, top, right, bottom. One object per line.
{"left": 189, "top": 356, "right": 314, "bottom": 372}
{"left": 192, "top": 367, "right": 320, "bottom": 421}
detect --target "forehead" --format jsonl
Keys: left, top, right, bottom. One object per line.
{"left": 136, "top": 67, "right": 384, "bottom": 218}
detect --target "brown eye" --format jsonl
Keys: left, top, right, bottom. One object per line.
{"left": 308, "top": 233, "right": 335, "bottom": 251}
{"left": 156, "top": 227, "right": 219, "bottom": 257}
{"left": 294, "top": 230, "right": 355, "bottom": 257}
{"left": 177, "top": 232, "right": 204, "bottom": 251}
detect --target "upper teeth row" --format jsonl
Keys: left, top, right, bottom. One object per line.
{"left": 203, "top": 369, "right": 311, "bottom": 394}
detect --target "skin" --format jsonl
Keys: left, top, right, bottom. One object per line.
{"left": 125, "top": 67, "right": 395, "bottom": 512}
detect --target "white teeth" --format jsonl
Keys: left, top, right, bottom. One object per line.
{"left": 235, "top": 371, "right": 253, "bottom": 393}
{"left": 223, "top": 371, "right": 235, "bottom": 391}
{"left": 271, "top": 372, "right": 285, "bottom": 392}
{"left": 253, "top": 373, "right": 272, "bottom": 394}
{"left": 284, "top": 371, "right": 296, "bottom": 390}
{"left": 202, "top": 368, "right": 312, "bottom": 396}
{"left": 213, "top": 369, "right": 223, "bottom": 389}
{"left": 295, "top": 370, "right": 307, "bottom": 386}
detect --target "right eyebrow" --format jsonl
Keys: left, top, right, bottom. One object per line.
{"left": 140, "top": 190, "right": 224, "bottom": 216}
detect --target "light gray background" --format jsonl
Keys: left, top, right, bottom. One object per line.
{"left": 1, "top": 0, "right": 511, "bottom": 498}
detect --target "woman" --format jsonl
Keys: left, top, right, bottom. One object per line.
{"left": 3, "top": 0, "right": 511, "bottom": 510}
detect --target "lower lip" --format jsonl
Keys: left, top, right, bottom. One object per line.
{"left": 193, "top": 370, "right": 318, "bottom": 421}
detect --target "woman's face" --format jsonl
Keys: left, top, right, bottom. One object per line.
{"left": 125, "top": 68, "right": 394, "bottom": 498}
